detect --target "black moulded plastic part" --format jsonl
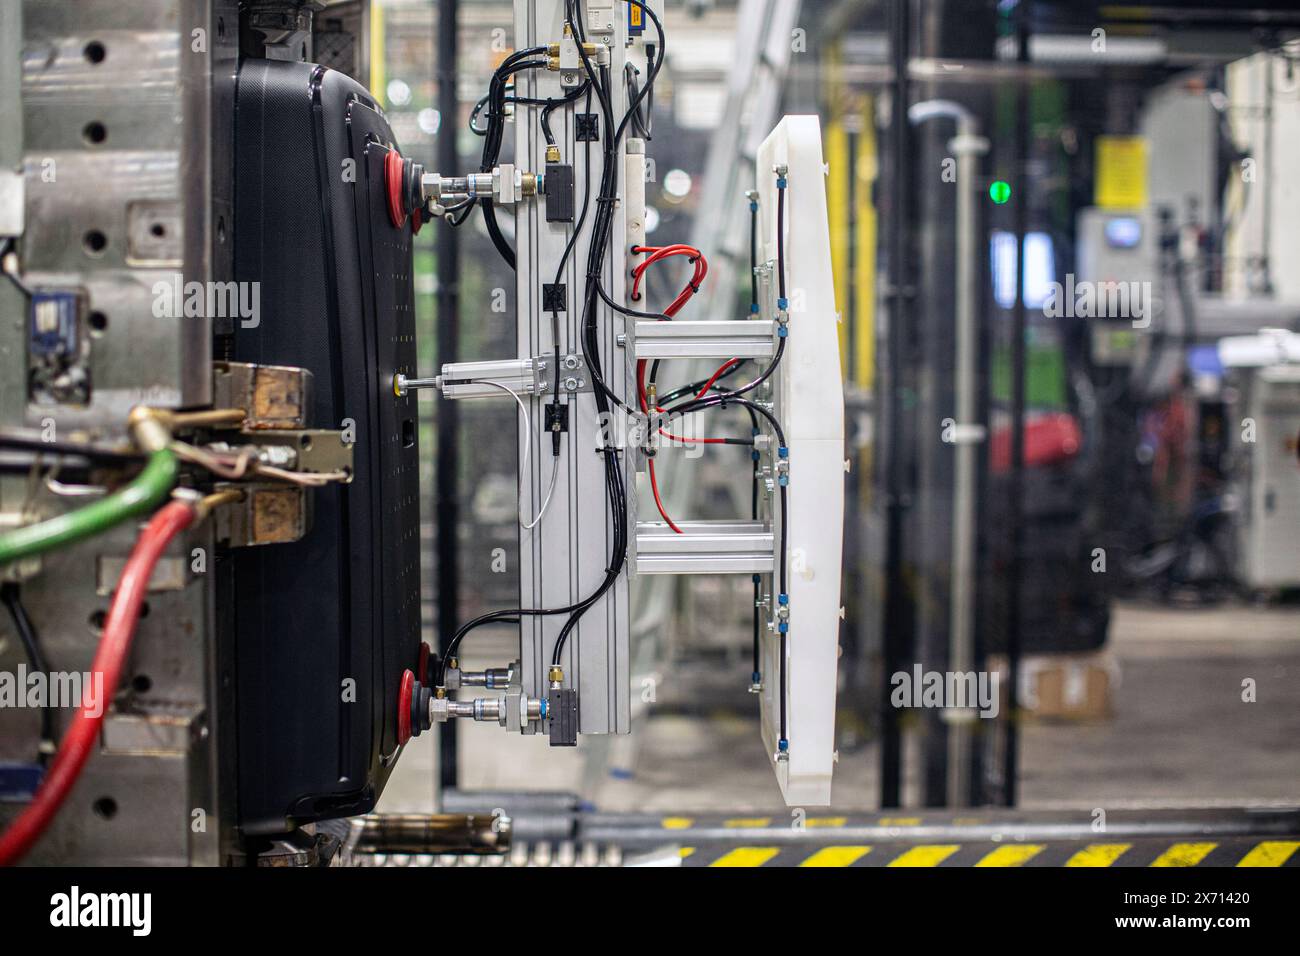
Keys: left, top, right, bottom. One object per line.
{"left": 231, "top": 60, "right": 420, "bottom": 834}
{"left": 548, "top": 689, "right": 578, "bottom": 747}
{"left": 544, "top": 163, "right": 575, "bottom": 222}
{"left": 575, "top": 113, "right": 600, "bottom": 142}
{"left": 542, "top": 283, "right": 567, "bottom": 314}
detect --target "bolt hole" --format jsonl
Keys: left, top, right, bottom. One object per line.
{"left": 88, "top": 609, "right": 106, "bottom": 630}
{"left": 92, "top": 797, "right": 118, "bottom": 820}
{"left": 150, "top": 222, "right": 166, "bottom": 238}
{"left": 216, "top": 216, "right": 226, "bottom": 244}
{"left": 82, "top": 121, "right": 107, "bottom": 145}
{"left": 88, "top": 310, "right": 108, "bottom": 335}
{"left": 82, "top": 230, "right": 107, "bottom": 257}
{"left": 299, "top": 434, "right": 313, "bottom": 450}
{"left": 83, "top": 41, "right": 106, "bottom": 64}
{"left": 131, "top": 674, "right": 152, "bottom": 694}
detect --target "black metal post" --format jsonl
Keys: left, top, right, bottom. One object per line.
{"left": 880, "top": 0, "right": 912, "bottom": 809}
{"left": 435, "top": 0, "right": 460, "bottom": 798}
{"left": 1002, "top": 0, "right": 1030, "bottom": 809}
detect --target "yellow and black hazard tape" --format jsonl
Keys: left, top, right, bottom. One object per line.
{"left": 650, "top": 815, "right": 1300, "bottom": 867}
{"left": 673, "top": 838, "right": 1300, "bottom": 868}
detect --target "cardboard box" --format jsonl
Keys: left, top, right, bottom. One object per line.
{"left": 993, "top": 650, "right": 1118, "bottom": 721}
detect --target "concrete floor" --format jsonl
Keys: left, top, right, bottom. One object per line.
{"left": 380, "top": 600, "right": 1300, "bottom": 814}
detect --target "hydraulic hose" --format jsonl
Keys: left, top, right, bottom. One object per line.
{"left": 0, "top": 497, "right": 197, "bottom": 865}
{"left": 0, "top": 448, "right": 178, "bottom": 567}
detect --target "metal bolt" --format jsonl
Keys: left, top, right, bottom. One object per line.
{"left": 564, "top": 377, "right": 579, "bottom": 392}
{"left": 393, "top": 373, "right": 440, "bottom": 397}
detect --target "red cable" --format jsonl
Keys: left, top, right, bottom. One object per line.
{"left": 693, "top": 357, "right": 743, "bottom": 400}
{"left": 631, "top": 245, "right": 707, "bottom": 317}
{"left": 630, "top": 245, "right": 728, "bottom": 534}
{"left": 647, "top": 460, "right": 683, "bottom": 534}
{"left": 0, "top": 499, "right": 196, "bottom": 866}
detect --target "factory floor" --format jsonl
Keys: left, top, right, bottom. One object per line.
{"left": 380, "top": 600, "right": 1300, "bottom": 814}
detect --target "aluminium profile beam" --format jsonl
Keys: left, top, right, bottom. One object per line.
{"left": 634, "top": 520, "right": 775, "bottom": 575}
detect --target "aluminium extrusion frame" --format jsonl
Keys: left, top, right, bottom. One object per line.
{"left": 512, "top": 0, "right": 637, "bottom": 735}
{"left": 629, "top": 116, "right": 845, "bottom": 805}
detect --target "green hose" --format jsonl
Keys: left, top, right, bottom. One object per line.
{"left": 0, "top": 448, "right": 178, "bottom": 566}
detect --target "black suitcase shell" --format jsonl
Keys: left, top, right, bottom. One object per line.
{"left": 231, "top": 59, "right": 420, "bottom": 833}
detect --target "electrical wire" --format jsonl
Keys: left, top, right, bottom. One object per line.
{"left": 467, "top": 379, "right": 558, "bottom": 530}
{"left": 527, "top": 455, "right": 562, "bottom": 532}
{"left": 545, "top": 86, "right": 596, "bottom": 453}
{"left": 170, "top": 440, "right": 350, "bottom": 488}
{"left": 0, "top": 428, "right": 143, "bottom": 465}
{"left": 549, "top": 0, "right": 663, "bottom": 667}
{"left": 0, "top": 448, "right": 177, "bottom": 568}
{"left": 443, "top": 0, "right": 665, "bottom": 677}
{"left": 629, "top": 243, "right": 711, "bottom": 532}
{"left": 0, "top": 498, "right": 196, "bottom": 866}
{"left": 653, "top": 167, "right": 792, "bottom": 741}
{"left": 477, "top": 49, "right": 551, "bottom": 269}
{"left": 0, "top": 237, "right": 32, "bottom": 297}
{"left": 0, "top": 584, "right": 54, "bottom": 762}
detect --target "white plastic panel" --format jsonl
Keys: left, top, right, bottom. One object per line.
{"left": 756, "top": 115, "right": 844, "bottom": 805}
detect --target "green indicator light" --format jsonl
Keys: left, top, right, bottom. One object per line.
{"left": 989, "top": 180, "right": 1012, "bottom": 204}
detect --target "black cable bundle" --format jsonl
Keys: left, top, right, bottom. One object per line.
{"left": 439, "top": 0, "right": 665, "bottom": 684}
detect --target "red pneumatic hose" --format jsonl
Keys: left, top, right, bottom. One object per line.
{"left": 0, "top": 499, "right": 196, "bottom": 866}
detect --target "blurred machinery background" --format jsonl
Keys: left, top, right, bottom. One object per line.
{"left": 3, "top": 0, "right": 1300, "bottom": 868}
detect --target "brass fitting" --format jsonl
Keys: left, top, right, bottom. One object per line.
{"left": 194, "top": 488, "right": 245, "bottom": 522}
{"left": 548, "top": 665, "right": 564, "bottom": 684}
{"left": 129, "top": 406, "right": 246, "bottom": 450}
{"left": 545, "top": 144, "right": 561, "bottom": 164}
{"left": 127, "top": 407, "right": 173, "bottom": 453}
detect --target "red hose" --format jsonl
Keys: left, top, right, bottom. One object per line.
{"left": 631, "top": 245, "right": 707, "bottom": 316}
{"left": 631, "top": 245, "right": 727, "bottom": 534}
{"left": 647, "top": 460, "right": 683, "bottom": 534}
{"left": 0, "top": 499, "right": 196, "bottom": 866}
